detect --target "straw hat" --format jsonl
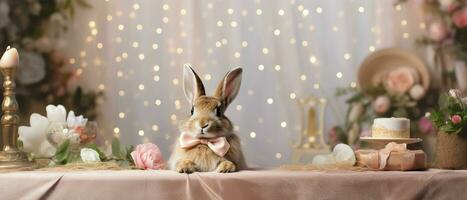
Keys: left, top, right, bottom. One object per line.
{"left": 358, "top": 48, "right": 430, "bottom": 93}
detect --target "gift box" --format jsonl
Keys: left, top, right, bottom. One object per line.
{"left": 355, "top": 143, "right": 427, "bottom": 171}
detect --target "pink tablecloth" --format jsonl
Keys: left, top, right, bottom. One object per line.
{"left": 1, "top": 169, "right": 467, "bottom": 200}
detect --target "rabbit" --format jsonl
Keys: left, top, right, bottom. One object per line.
{"left": 168, "top": 64, "right": 247, "bottom": 173}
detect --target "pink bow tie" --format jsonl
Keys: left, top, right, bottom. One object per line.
{"left": 179, "top": 132, "right": 230, "bottom": 157}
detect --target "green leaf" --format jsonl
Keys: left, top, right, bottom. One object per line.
{"left": 112, "top": 138, "right": 122, "bottom": 158}
{"left": 86, "top": 143, "right": 106, "bottom": 160}
{"left": 53, "top": 139, "right": 71, "bottom": 164}
{"left": 16, "top": 139, "right": 23, "bottom": 150}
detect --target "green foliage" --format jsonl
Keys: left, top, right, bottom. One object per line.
{"left": 53, "top": 139, "right": 71, "bottom": 164}
{"left": 429, "top": 93, "right": 467, "bottom": 134}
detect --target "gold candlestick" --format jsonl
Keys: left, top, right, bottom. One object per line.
{"left": 0, "top": 65, "right": 32, "bottom": 169}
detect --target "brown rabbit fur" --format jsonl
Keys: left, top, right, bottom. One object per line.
{"left": 168, "top": 65, "right": 247, "bottom": 173}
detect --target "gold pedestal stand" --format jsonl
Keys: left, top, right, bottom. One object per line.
{"left": 0, "top": 66, "right": 33, "bottom": 169}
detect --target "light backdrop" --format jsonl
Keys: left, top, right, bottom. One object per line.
{"left": 64, "top": 0, "right": 426, "bottom": 167}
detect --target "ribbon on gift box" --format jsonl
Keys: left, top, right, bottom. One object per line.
{"left": 356, "top": 142, "right": 426, "bottom": 171}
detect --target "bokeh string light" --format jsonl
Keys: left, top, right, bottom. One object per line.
{"left": 65, "top": 0, "right": 423, "bottom": 167}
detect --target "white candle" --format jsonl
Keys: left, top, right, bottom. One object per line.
{"left": 0, "top": 46, "right": 19, "bottom": 68}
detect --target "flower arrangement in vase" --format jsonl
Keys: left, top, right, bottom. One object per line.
{"left": 0, "top": 0, "right": 101, "bottom": 120}
{"left": 427, "top": 89, "right": 467, "bottom": 169}
{"left": 332, "top": 67, "right": 437, "bottom": 147}
{"left": 398, "top": 0, "right": 467, "bottom": 91}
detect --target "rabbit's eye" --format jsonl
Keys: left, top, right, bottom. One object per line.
{"left": 215, "top": 107, "right": 222, "bottom": 117}
{"left": 190, "top": 106, "right": 194, "bottom": 115}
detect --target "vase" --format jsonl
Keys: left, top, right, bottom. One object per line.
{"left": 454, "top": 61, "right": 467, "bottom": 92}
{"left": 436, "top": 131, "right": 467, "bottom": 169}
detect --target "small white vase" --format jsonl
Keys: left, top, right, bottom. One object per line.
{"left": 455, "top": 61, "right": 467, "bottom": 92}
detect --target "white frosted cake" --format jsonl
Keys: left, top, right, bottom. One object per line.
{"left": 372, "top": 118, "right": 410, "bottom": 139}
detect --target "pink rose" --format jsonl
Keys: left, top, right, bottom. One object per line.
{"left": 451, "top": 115, "right": 462, "bottom": 124}
{"left": 385, "top": 68, "right": 417, "bottom": 94}
{"left": 429, "top": 22, "right": 449, "bottom": 42}
{"left": 418, "top": 117, "right": 434, "bottom": 134}
{"left": 131, "top": 143, "right": 164, "bottom": 170}
{"left": 374, "top": 96, "right": 391, "bottom": 114}
{"left": 452, "top": 8, "right": 467, "bottom": 28}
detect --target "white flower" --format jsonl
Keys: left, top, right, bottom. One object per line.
{"left": 449, "top": 89, "right": 462, "bottom": 98}
{"left": 0, "top": 1, "right": 10, "bottom": 29}
{"left": 67, "top": 111, "right": 88, "bottom": 129}
{"left": 409, "top": 84, "right": 426, "bottom": 100}
{"left": 18, "top": 105, "right": 88, "bottom": 158}
{"left": 80, "top": 148, "right": 101, "bottom": 163}
{"left": 17, "top": 51, "right": 46, "bottom": 85}
{"left": 18, "top": 114, "right": 56, "bottom": 157}
{"left": 311, "top": 143, "right": 355, "bottom": 166}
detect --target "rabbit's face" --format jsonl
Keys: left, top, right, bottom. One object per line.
{"left": 180, "top": 64, "right": 242, "bottom": 139}
{"left": 180, "top": 96, "right": 232, "bottom": 139}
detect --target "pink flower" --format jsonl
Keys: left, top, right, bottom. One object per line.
{"left": 131, "top": 143, "right": 164, "bottom": 170}
{"left": 451, "top": 115, "right": 462, "bottom": 124}
{"left": 418, "top": 117, "right": 434, "bottom": 134}
{"left": 429, "top": 22, "right": 449, "bottom": 42}
{"left": 452, "top": 8, "right": 467, "bottom": 28}
{"left": 374, "top": 96, "right": 391, "bottom": 114}
{"left": 385, "top": 68, "right": 417, "bottom": 94}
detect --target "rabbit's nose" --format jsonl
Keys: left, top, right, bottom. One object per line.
{"left": 201, "top": 123, "right": 209, "bottom": 129}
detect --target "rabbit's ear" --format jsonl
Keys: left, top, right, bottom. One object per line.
{"left": 215, "top": 67, "right": 242, "bottom": 109}
{"left": 183, "top": 64, "right": 205, "bottom": 104}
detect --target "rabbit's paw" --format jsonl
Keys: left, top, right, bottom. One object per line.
{"left": 176, "top": 159, "right": 197, "bottom": 173}
{"left": 216, "top": 160, "right": 236, "bottom": 173}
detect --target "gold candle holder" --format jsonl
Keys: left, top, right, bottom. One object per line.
{"left": 0, "top": 65, "right": 32, "bottom": 169}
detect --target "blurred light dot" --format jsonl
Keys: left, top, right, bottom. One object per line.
{"left": 97, "top": 43, "right": 103, "bottom": 49}
{"left": 336, "top": 72, "right": 343, "bottom": 78}
{"left": 258, "top": 64, "right": 265, "bottom": 71}
{"left": 403, "top": 32, "right": 409, "bottom": 39}
{"left": 231, "top": 21, "right": 238, "bottom": 27}
{"left": 316, "top": 7, "right": 323, "bottom": 13}
{"left": 152, "top": 125, "right": 159, "bottom": 131}
{"left": 234, "top": 52, "right": 241, "bottom": 58}
{"left": 369, "top": 46, "right": 375, "bottom": 52}
{"left": 154, "top": 75, "right": 160, "bottom": 81}
{"left": 114, "top": 127, "right": 120, "bottom": 133}
{"left": 133, "top": 3, "right": 140, "bottom": 10}
{"left": 156, "top": 28, "right": 163, "bottom": 34}
{"left": 138, "top": 84, "right": 145, "bottom": 90}
{"left": 204, "top": 74, "right": 212, "bottom": 80}
{"left": 132, "top": 42, "right": 139, "bottom": 48}
{"left": 395, "top": 4, "right": 402, "bottom": 11}
{"left": 350, "top": 82, "right": 357, "bottom": 88}
{"left": 309, "top": 56, "right": 317, "bottom": 63}
{"left": 119, "top": 112, "right": 125, "bottom": 118}
{"left": 262, "top": 48, "right": 269, "bottom": 54}
{"left": 419, "top": 23, "right": 426, "bottom": 29}
{"left": 153, "top": 65, "right": 160, "bottom": 71}
{"left": 162, "top": 17, "right": 169, "bottom": 23}
{"left": 302, "top": 9, "right": 309, "bottom": 16}
{"left": 256, "top": 9, "right": 262, "bottom": 15}
{"left": 170, "top": 114, "right": 177, "bottom": 121}
{"left": 155, "top": 99, "right": 162, "bottom": 106}
{"left": 313, "top": 83, "right": 320, "bottom": 89}
{"left": 401, "top": 20, "right": 407, "bottom": 26}
{"left": 138, "top": 54, "right": 145, "bottom": 60}
{"left": 290, "top": 93, "right": 296, "bottom": 99}
{"left": 136, "top": 24, "right": 143, "bottom": 30}
{"left": 173, "top": 78, "right": 179, "bottom": 85}
{"left": 227, "top": 8, "right": 234, "bottom": 14}
{"left": 88, "top": 21, "right": 96, "bottom": 28}
{"left": 250, "top": 132, "right": 256, "bottom": 138}
{"left": 118, "top": 24, "right": 124, "bottom": 30}
{"left": 274, "top": 29, "right": 281, "bottom": 36}
{"left": 274, "top": 65, "right": 281, "bottom": 71}
{"left": 163, "top": 4, "right": 169, "bottom": 10}
{"left": 180, "top": 9, "right": 187, "bottom": 15}
{"left": 344, "top": 53, "right": 351, "bottom": 60}
{"left": 138, "top": 130, "right": 145, "bottom": 136}
{"left": 278, "top": 9, "right": 285, "bottom": 16}
{"left": 358, "top": 6, "right": 365, "bottom": 13}
{"left": 217, "top": 20, "right": 223, "bottom": 27}
{"left": 267, "top": 98, "right": 274, "bottom": 104}
{"left": 236, "top": 105, "right": 242, "bottom": 111}
{"left": 118, "top": 90, "right": 125, "bottom": 96}
{"left": 98, "top": 84, "right": 105, "bottom": 90}
{"left": 300, "top": 75, "right": 307, "bottom": 81}
{"left": 281, "top": 122, "right": 287, "bottom": 128}
{"left": 275, "top": 153, "right": 282, "bottom": 159}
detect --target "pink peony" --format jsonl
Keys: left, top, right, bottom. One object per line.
{"left": 429, "top": 22, "right": 449, "bottom": 42}
{"left": 452, "top": 8, "right": 467, "bottom": 28}
{"left": 374, "top": 96, "right": 391, "bottom": 114}
{"left": 385, "top": 68, "right": 417, "bottom": 94}
{"left": 451, "top": 115, "right": 462, "bottom": 124}
{"left": 131, "top": 143, "right": 164, "bottom": 170}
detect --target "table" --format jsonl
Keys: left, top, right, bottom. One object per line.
{"left": 1, "top": 169, "right": 467, "bottom": 200}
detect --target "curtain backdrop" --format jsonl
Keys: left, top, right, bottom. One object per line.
{"left": 64, "top": 0, "right": 425, "bottom": 167}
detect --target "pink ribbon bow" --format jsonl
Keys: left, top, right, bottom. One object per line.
{"left": 179, "top": 132, "right": 230, "bottom": 157}
{"left": 378, "top": 142, "right": 407, "bottom": 169}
